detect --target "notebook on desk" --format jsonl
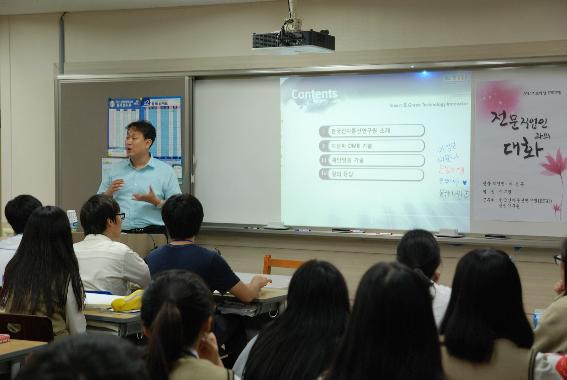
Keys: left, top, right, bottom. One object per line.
{"left": 85, "top": 293, "right": 122, "bottom": 309}
{"left": 235, "top": 272, "right": 291, "bottom": 289}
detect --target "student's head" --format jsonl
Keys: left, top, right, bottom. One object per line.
{"left": 4, "top": 194, "right": 42, "bottom": 234}
{"left": 326, "top": 262, "right": 441, "bottom": 380}
{"left": 244, "top": 260, "right": 350, "bottom": 380}
{"left": 0, "top": 206, "right": 84, "bottom": 315}
{"left": 286, "top": 260, "right": 349, "bottom": 319}
{"left": 440, "top": 248, "right": 533, "bottom": 363}
{"left": 397, "top": 229, "right": 441, "bottom": 281}
{"left": 125, "top": 120, "right": 156, "bottom": 157}
{"left": 15, "top": 334, "right": 149, "bottom": 380}
{"left": 80, "top": 194, "right": 122, "bottom": 238}
{"left": 161, "top": 194, "right": 204, "bottom": 240}
{"left": 141, "top": 270, "right": 215, "bottom": 380}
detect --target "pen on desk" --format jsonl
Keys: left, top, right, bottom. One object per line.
{"left": 294, "top": 228, "right": 311, "bottom": 232}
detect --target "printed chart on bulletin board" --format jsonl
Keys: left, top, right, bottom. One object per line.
{"left": 473, "top": 70, "right": 567, "bottom": 223}
{"left": 106, "top": 96, "right": 183, "bottom": 183}
{"left": 107, "top": 96, "right": 182, "bottom": 160}
{"left": 108, "top": 98, "right": 141, "bottom": 157}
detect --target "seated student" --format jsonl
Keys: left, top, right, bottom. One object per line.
{"left": 15, "top": 334, "right": 149, "bottom": 380}
{"left": 141, "top": 270, "right": 237, "bottom": 380}
{"left": 0, "top": 206, "right": 86, "bottom": 338}
{"left": 0, "top": 195, "right": 42, "bottom": 284}
{"left": 533, "top": 239, "right": 567, "bottom": 353}
{"left": 396, "top": 229, "right": 451, "bottom": 327}
{"left": 146, "top": 194, "right": 270, "bottom": 366}
{"left": 440, "top": 248, "right": 534, "bottom": 380}
{"left": 324, "top": 262, "right": 443, "bottom": 380}
{"left": 235, "top": 260, "right": 350, "bottom": 380}
{"left": 74, "top": 194, "right": 150, "bottom": 295}
{"left": 145, "top": 193, "right": 270, "bottom": 301}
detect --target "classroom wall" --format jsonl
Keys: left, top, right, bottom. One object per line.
{"left": 2, "top": 0, "right": 567, "bottom": 209}
{"left": 0, "top": 14, "right": 60, "bottom": 213}
{"left": 196, "top": 231, "right": 559, "bottom": 313}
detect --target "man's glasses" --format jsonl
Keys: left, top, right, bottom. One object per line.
{"left": 116, "top": 213, "right": 126, "bottom": 221}
{"left": 554, "top": 254, "right": 564, "bottom": 265}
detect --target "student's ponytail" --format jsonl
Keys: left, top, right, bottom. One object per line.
{"left": 141, "top": 271, "right": 216, "bottom": 380}
{"left": 147, "top": 301, "right": 185, "bottom": 380}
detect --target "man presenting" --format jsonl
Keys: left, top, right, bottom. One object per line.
{"left": 98, "top": 120, "right": 181, "bottom": 233}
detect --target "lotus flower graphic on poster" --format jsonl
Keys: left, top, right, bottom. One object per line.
{"left": 473, "top": 72, "right": 567, "bottom": 223}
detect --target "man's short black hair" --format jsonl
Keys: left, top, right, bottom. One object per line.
{"left": 80, "top": 195, "right": 120, "bottom": 235}
{"left": 126, "top": 120, "right": 156, "bottom": 148}
{"left": 161, "top": 194, "right": 204, "bottom": 240}
{"left": 4, "top": 195, "right": 42, "bottom": 234}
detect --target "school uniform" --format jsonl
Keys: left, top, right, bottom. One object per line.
{"left": 170, "top": 355, "right": 238, "bottom": 380}
{"left": 442, "top": 338, "right": 535, "bottom": 380}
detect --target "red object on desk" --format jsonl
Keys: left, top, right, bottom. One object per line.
{"left": 0, "top": 334, "right": 10, "bottom": 344}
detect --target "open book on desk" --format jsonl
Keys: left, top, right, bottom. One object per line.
{"left": 85, "top": 293, "right": 123, "bottom": 309}
{"left": 234, "top": 272, "right": 291, "bottom": 289}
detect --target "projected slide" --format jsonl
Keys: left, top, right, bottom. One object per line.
{"left": 281, "top": 71, "right": 472, "bottom": 231}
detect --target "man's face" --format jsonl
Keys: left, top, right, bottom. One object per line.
{"left": 125, "top": 129, "right": 152, "bottom": 158}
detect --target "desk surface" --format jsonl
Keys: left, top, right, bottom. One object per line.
{"left": 84, "top": 309, "right": 142, "bottom": 337}
{"left": 0, "top": 339, "right": 46, "bottom": 363}
{"left": 214, "top": 288, "right": 287, "bottom": 303}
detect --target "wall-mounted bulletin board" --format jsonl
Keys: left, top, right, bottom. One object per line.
{"left": 56, "top": 76, "right": 191, "bottom": 215}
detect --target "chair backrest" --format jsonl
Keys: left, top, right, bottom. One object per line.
{"left": 0, "top": 313, "right": 54, "bottom": 342}
{"left": 263, "top": 254, "right": 304, "bottom": 274}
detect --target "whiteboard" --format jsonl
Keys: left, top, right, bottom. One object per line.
{"left": 194, "top": 77, "right": 281, "bottom": 225}
{"left": 193, "top": 67, "right": 567, "bottom": 237}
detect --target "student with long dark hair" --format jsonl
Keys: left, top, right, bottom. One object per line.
{"left": 396, "top": 229, "right": 451, "bottom": 327}
{"left": 141, "top": 270, "right": 236, "bottom": 380}
{"left": 235, "top": 260, "right": 349, "bottom": 380}
{"left": 0, "top": 194, "right": 42, "bottom": 285}
{"left": 440, "top": 248, "right": 534, "bottom": 380}
{"left": 0, "top": 206, "right": 86, "bottom": 337}
{"left": 324, "top": 262, "right": 442, "bottom": 380}
{"left": 533, "top": 239, "right": 567, "bottom": 352}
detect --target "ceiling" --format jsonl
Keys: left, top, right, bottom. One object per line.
{"left": 0, "top": 0, "right": 274, "bottom": 16}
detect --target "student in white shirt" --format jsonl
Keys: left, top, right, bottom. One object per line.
{"left": 396, "top": 229, "right": 451, "bottom": 328}
{"left": 74, "top": 194, "right": 150, "bottom": 295}
{"left": 0, "top": 194, "right": 42, "bottom": 284}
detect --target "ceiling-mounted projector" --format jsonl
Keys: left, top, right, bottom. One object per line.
{"left": 252, "top": 0, "right": 335, "bottom": 54}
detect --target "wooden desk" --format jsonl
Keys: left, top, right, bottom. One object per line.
{"left": 84, "top": 309, "right": 142, "bottom": 337}
{"left": 0, "top": 339, "right": 46, "bottom": 364}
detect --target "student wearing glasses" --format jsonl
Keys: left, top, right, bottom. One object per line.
{"left": 533, "top": 239, "right": 567, "bottom": 353}
{"left": 73, "top": 194, "right": 150, "bottom": 295}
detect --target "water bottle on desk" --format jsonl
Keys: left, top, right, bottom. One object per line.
{"left": 67, "top": 210, "right": 79, "bottom": 232}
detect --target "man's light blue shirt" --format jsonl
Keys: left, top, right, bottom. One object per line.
{"left": 98, "top": 157, "right": 181, "bottom": 230}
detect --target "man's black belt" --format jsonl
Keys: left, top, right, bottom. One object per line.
{"left": 122, "top": 225, "right": 167, "bottom": 234}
